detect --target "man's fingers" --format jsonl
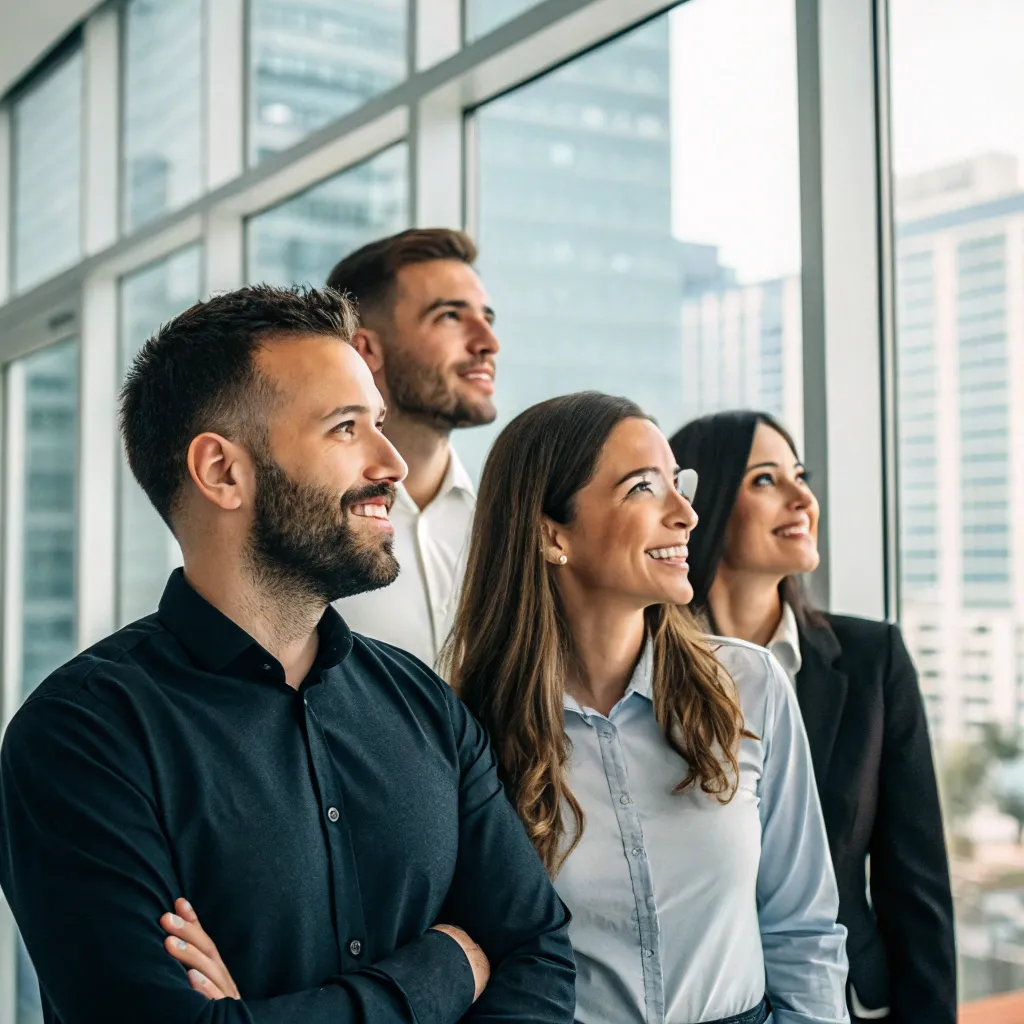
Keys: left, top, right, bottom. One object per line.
{"left": 188, "top": 969, "right": 227, "bottom": 1001}
{"left": 164, "top": 935, "right": 226, "bottom": 988}
{"left": 161, "top": 911, "right": 218, "bottom": 960}
{"left": 176, "top": 897, "right": 198, "bottom": 924}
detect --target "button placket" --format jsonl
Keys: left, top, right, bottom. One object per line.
{"left": 596, "top": 718, "right": 664, "bottom": 1021}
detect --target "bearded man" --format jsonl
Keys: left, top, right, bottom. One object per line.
{"left": 0, "top": 285, "right": 574, "bottom": 1024}
{"left": 327, "top": 230, "right": 498, "bottom": 669}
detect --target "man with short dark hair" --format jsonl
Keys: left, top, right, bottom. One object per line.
{"left": 327, "top": 229, "right": 497, "bottom": 668}
{"left": 0, "top": 285, "right": 574, "bottom": 1024}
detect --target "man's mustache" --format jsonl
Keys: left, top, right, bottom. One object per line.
{"left": 341, "top": 481, "right": 396, "bottom": 513}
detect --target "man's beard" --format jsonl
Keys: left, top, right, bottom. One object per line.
{"left": 247, "top": 448, "right": 399, "bottom": 604}
{"left": 384, "top": 350, "right": 496, "bottom": 431}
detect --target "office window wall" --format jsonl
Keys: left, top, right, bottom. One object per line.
{"left": 465, "top": 0, "right": 803, "bottom": 478}
{"left": 246, "top": 144, "right": 408, "bottom": 286}
{"left": 12, "top": 50, "right": 83, "bottom": 293}
{"left": 117, "top": 247, "right": 202, "bottom": 626}
{"left": 889, "top": 0, "right": 1024, "bottom": 1002}
{"left": 122, "top": 0, "right": 203, "bottom": 232}
{"left": 247, "top": 0, "right": 407, "bottom": 164}
{"left": 464, "top": 0, "right": 544, "bottom": 40}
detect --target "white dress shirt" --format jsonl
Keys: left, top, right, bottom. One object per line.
{"left": 334, "top": 448, "right": 475, "bottom": 670}
{"left": 556, "top": 637, "right": 849, "bottom": 1024}
{"left": 768, "top": 602, "right": 803, "bottom": 683}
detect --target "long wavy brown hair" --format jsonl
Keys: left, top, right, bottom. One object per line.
{"left": 441, "top": 393, "right": 748, "bottom": 876}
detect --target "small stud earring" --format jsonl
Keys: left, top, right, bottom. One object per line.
{"left": 558, "top": 555, "right": 568, "bottom": 565}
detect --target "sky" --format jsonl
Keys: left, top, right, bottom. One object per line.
{"left": 667, "top": 0, "right": 1024, "bottom": 283}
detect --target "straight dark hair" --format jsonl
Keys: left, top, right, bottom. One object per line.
{"left": 667, "top": 410, "right": 821, "bottom": 630}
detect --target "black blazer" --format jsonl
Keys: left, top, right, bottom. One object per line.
{"left": 795, "top": 613, "right": 956, "bottom": 1023}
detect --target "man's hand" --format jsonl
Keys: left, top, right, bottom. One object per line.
{"left": 160, "top": 898, "right": 241, "bottom": 1000}
{"left": 430, "top": 924, "right": 491, "bottom": 1001}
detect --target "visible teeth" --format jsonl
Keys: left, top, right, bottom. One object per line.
{"left": 352, "top": 503, "right": 388, "bottom": 519}
{"left": 775, "top": 525, "right": 807, "bottom": 538}
{"left": 647, "top": 545, "right": 687, "bottom": 560}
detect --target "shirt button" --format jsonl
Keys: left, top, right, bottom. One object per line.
{"left": 619, "top": 795, "right": 631, "bottom": 805}
{"left": 631, "top": 847, "right": 642, "bottom": 857}
{"left": 646, "top": 895, "right": 656, "bottom": 907}
{"left": 643, "top": 947, "right": 654, "bottom": 958}
{"left": 349, "top": 939, "right": 363, "bottom": 956}
{"left": 262, "top": 663, "right": 272, "bottom": 671}
{"left": 327, "top": 807, "right": 340, "bottom": 823}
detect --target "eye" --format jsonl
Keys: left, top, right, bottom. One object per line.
{"left": 798, "top": 469, "right": 812, "bottom": 485}
{"left": 627, "top": 478, "right": 654, "bottom": 496}
{"left": 331, "top": 420, "right": 356, "bottom": 437}
{"left": 752, "top": 472, "right": 774, "bottom": 487}
{"left": 438, "top": 310, "right": 460, "bottom": 322}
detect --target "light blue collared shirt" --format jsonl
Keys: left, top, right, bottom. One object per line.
{"left": 555, "top": 637, "right": 849, "bottom": 1024}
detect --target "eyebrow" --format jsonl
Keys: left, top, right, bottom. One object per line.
{"left": 320, "top": 404, "right": 387, "bottom": 422}
{"left": 421, "top": 298, "right": 496, "bottom": 321}
{"left": 614, "top": 465, "right": 680, "bottom": 488}
{"left": 745, "top": 460, "right": 804, "bottom": 472}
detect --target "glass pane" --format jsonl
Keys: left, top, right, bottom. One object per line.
{"left": 246, "top": 144, "right": 408, "bottom": 287}
{"left": 16, "top": 932, "right": 42, "bottom": 1024}
{"left": 13, "top": 51, "right": 83, "bottom": 293}
{"left": 247, "top": 0, "right": 407, "bottom": 165}
{"left": 16, "top": 340, "right": 78, "bottom": 701}
{"left": 118, "top": 248, "right": 201, "bottom": 625}
{"left": 466, "top": 0, "right": 802, "bottom": 478}
{"left": 122, "top": 0, "right": 203, "bottom": 232}
{"left": 889, "top": 0, "right": 1024, "bottom": 1007}
{"left": 465, "top": 0, "right": 543, "bottom": 40}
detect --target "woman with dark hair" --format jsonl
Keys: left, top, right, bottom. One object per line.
{"left": 443, "top": 392, "right": 849, "bottom": 1024}
{"left": 668, "top": 411, "right": 955, "bottom": 1024}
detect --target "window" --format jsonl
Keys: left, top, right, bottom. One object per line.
{"left": 117, "top": 247, "right": 202, "bottom": 625}
{"left": 247, "top": 0, "right": 407, "bottom": 165}
{"left": 122, "top": 0, "right": 203, "bottom": 232}
{"left": 464, "top": 0, "right": 544, "bottom": 40}
{"left": 890, "top": 0, "right": 1024, "bottom": 1003}
{"left": 245, "top": 144, "right": 408, "bottom": 287}
{"left": 12, "top": 50, "right": 83, "bottom": 293}
{"left": 466, "top": 0, "right": 802, "bottom": 478}
{"left": 5, "top": 340, "right": 78, "bottom": 1024}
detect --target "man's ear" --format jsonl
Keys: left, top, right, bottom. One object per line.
{"left": 186, "top": 432, "right": 252, "bottom": 512}
{"left": 350, "top": 327, "right": 384, "bottom": 374}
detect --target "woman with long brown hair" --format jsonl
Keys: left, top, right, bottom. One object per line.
{"left": 442, "top": 392, "right": 849, "bottom": 1024}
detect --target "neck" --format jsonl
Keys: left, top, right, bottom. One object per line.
{"left": 707, "top": 568, "right": 784, "bottom": 649}
{"left": 561, "top": 591, "right": 647, "bottom": 716}
{"left": 182, "top": 546, "right": 323, "bottom": 690}
{"left": 383, "top": 409, "right": 452, "bottom": 510}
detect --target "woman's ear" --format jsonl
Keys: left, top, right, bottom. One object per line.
{"left": 540, "top": 517, "right": 569, "bottom": 566}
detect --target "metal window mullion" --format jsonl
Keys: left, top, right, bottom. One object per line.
{"left": 0, "top": 107, "right": 10, "bottom": 304}
{"left": 83, "top": 5, "right": 120, "bottom": 255}
{"left": 796, "top": 0, "right": 887, "bottom": 619}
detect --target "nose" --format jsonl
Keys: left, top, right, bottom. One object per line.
{"left": 467, "top": 313, "right": 500, "bottom": 357}
{"left": 669, "top": 490, "right": 698, "bottom": 533}
{"left": 366, "top": 431, "right": 408, "bottom": 485}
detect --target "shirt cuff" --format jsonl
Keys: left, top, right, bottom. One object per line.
{"left": 372, "top": 929, "right": 476, "bottom": 1023}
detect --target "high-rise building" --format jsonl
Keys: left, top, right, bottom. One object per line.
{"left": 679, "top": 253, "right": 804, "bottom": 441}
{"left": 466, "top": 14, "right": 685, "bottom": 473}
{"left": 895, "top": 154, "right": 1024, "bottom": 744}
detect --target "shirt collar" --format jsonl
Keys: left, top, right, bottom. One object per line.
{"left": 562, "top": 639, "right": 655, "bottom": 714}
{"left": 768, "top": 601, "right": 802, "bottom": 681}
{"left": 157, "top": 568, "right": 353, "bottom": 680}
{"left": 395, "top": 446, "right": 475, "bottom": 514}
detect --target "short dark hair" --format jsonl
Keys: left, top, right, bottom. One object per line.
{"left": 668, "top": 409, "right": 822, "bottom": 626}
{"left": 326, "top": 228, "right": 477, "bottom": 323}
{"left": 119, "top": 284, "right": 358, "bottom": 528}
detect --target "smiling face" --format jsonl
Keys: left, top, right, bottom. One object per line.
{"left": 722, "top": 421, "right": 820, "bottom": 579}
{"left": 547, "top": 417, "right": 699, "bottom": 610}
{"left": 247, "top": 337, "right": 409, "bottom": 602}
{"left": 379, "top": 259, "right": 499, "bottom": 430}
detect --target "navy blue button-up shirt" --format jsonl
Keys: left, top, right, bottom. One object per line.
{"left": 0, "top": 570, "right": 575, "bottom": 1024}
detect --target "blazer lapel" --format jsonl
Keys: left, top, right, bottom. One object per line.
{"left": 795, "top": 616, "right": 848, "bottom": 788}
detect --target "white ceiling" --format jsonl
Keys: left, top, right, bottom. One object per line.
{"left": 0, "top": 0, "right": 99, "bottom": 98}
